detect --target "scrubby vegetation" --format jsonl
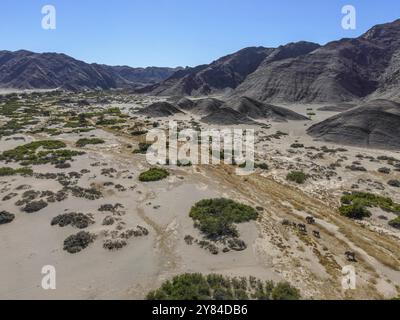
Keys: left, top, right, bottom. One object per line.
{"left": 131, "top": 130, "right": 148, "bottom": 136}
{"left": 96, "top": 116, "right": 126, "bottom": 126}
{"left": 69, "top": 186, "right": 103, "bottom": 200}
{"left": 388, "top": 180, "right": 400, "bottom": 188}
{"left": 256, "top": 162, "right": 269, "bottom": 170}
{"left": 76, "top": 138, "right": 105, "bottom": 147}
{"left": 388, "top": 217, "right": 400, "bottom": 229}
{"left": 339, "top": 200, "right": 371, "bottom": 219}
{"left": 51, "top": 212, "right": 94, "bottom": 229}
{"left": 378, "top": 167, "right": 391, "bottom": 174}
{"left": 238, "top": 162, "right": 268, "bottom": 170}
{"left": 0, "top": 140, "right": 84, "bottom": 166}
{"left": 139, "top": 168, "right": 169, "bottom": 182}
{"left": 22, "top": 200, "right": 48, "bottom": 213}
{"left": 0, "top": 167, "right": 33, "bottom": 177}
{"left": 133, "top": 142, "right": 152, "bottom": 154}
{"left": 189, "top": 198, "right": 258, "bottom": 239}
{"left": 341, "top": 192, "right": 400, "bottom": 213}
{"left": 339, "top": 192, "right": 400, "bottom": 219}
{"left": 286, "top": 171, "right": 308, "bottom": 184}
{"left": 146, "top": 273, "right": 300, "bottom": 300}
{"left": 290, "top": 143, "right": 304, "bottom": 148}
{"left": 63, "top": 231, "right": 96, "bottom": 254}
{"left": 0, "top": 211, "right": 15, "bottom": 225}
{"left": 0, "top": 97, "right": 44, "bottom": 138}
{"left": 271, "top": 282, "right": 302, "bottom": 300}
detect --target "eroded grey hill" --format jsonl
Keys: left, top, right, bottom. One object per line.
{"left": 200, "top": 107, "right": 258, "bottom": 125}
{"left": 229, "top": 96, "right": 309, "bottom": 121}
{"left": 136, "top": 101, "right": 184, "bottom": 117}
{"left": 169, "top": 96, "right": 308, "bottom": 125}
{"left": 307, "top": 99, "right": 400, "bottom": 149}
{"left": 177, "top": 97, "right": 224, "bottom": 116}
{"left": 317, "top": 103, "right": 357, "bottom": 112}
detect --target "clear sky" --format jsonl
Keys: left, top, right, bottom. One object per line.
{"left": 1, "top": 0, "right": 399, "bottom": 67}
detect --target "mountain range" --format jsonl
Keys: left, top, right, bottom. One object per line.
{"left": 1, "top": 19, "right": 400, "bottom": 105}
{"left": 0, "top": 50, "right": 179, "bottom": 90}
{"left": 148, "top": 19, "right": 400, "bottom": 104}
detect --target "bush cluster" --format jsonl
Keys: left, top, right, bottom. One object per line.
{"left": 339, "top": 192, "right": 400, "bottom": 220}
{"left": 0, "top": 140, "right": 83, "bottom": 166}
{"left": 76, "top": 138, "right": 105, "bottom": 148}
{"left": 189, "top": 198, "right": 258, "bottom": 239}
{"left": 388, "top": 217, "right": 400, "bottom": 229}
{"left": 146, "top": 273, "right": 301, "bottom": 300}
{"left": 0, "top": 167, "right": 33, "bottom": 177}
{"left": 286, "top": 171, "right": 308, "bottom": 184}
{"left": 133, "top": 142, "right": 152, "bottom": 154}
{"left": 139, "top": 168, "right": 169, "bottom": 182}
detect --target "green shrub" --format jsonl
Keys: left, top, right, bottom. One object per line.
{"left": 105, "top": 107, "right": 121, "bottom": 115}
{"left": 146, "top": 273, "right": 300, "bottom": 301}
{"left": 0, "top": 140, "right": 84, "bottom": 166}
{"left": 71, "top": 128, "right": 95, "bottom": 134}
{"left": 0, "top": 167, "right": 33, "bottom": 177}
{"left": 147, "top": 273, "right": 211, "bottom": 300}
{"left": 30, "top": 128, "right": 62, "bottom": 136}
{"left": 286, "top": 171, "right": 308, "bottom": 184}
{"left": 76, "top": 138, "right": 105, "bottom": 148}
{"left": 64, "top": 121, "right": 84, "bottom": 128}
{"left": 133, "top": 143, "right": 152, "bottom": 154}
{"left": 340, "top": 192, "right": 400, "bottom": 214}
{"left": 256, "top": 163, "right": 269, "bottom": 170}
{"left": 0, "top": 140, "right": 67, "bottom": 163}
{"left": 131, "top": 130, "right": 148, "bottom": 136}
{"left": 96, "top": 117, "right": 126, "bottom": 126}
{"left": 339, "top": 200, "right": 372, "bottom": 219}
{"left": 139, "top": 168, "right": 169, "bottom": 182}
{"left": 189, "top": 198, "right": 258, "bottom": 239}
{"left": 388, "top": 217, "right": 400, "bottom": 229}
{"left": 271, "top": 282, "right": 301, "bottom": 300}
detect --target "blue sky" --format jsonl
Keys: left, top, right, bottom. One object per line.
{"left": 1, "top": 0, "right": 399, "bottom": 67}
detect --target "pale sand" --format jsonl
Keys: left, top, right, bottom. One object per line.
{"left": 1, "top": 94, "right": 399, "bottom": 300}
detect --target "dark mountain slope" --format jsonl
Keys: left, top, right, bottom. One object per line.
{"left": 0, "top": 50, "right": 178, "bottom": 90}
{"left": 232, "top": 19, "right": 400, "bottom": 103}
{"left": 307, "top": 99, "right": 400, "bottom": 149}
{"left": 148, "top": 47, "right": 274, "bottom": 96}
